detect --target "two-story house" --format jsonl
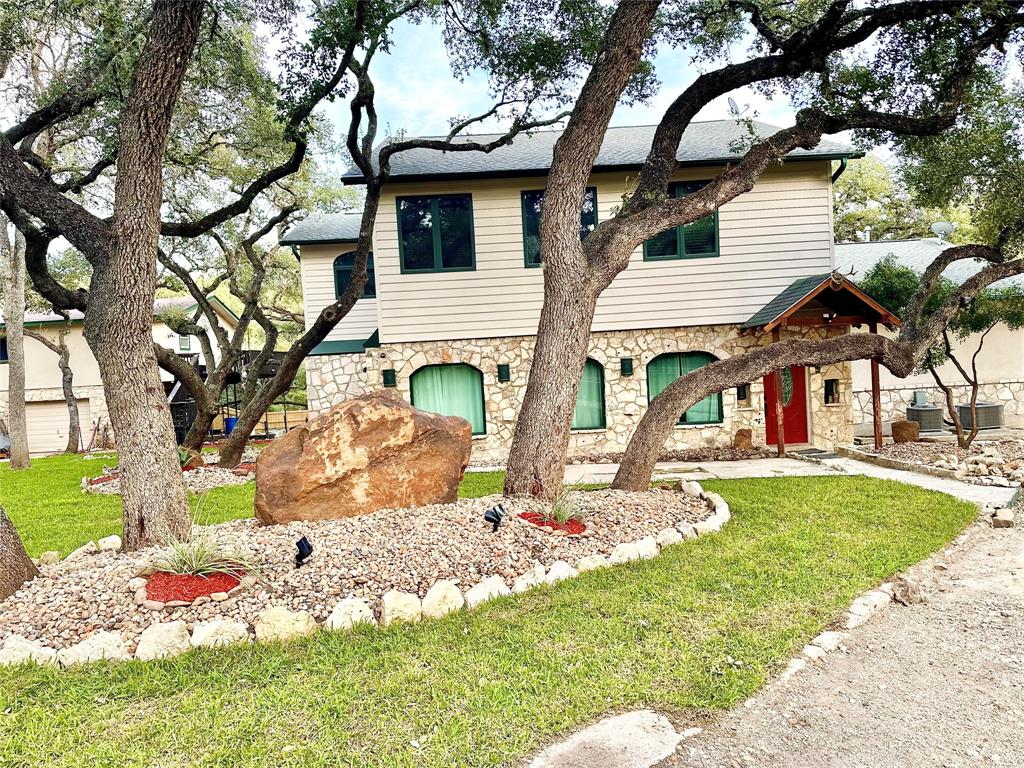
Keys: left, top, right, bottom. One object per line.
{"left": 0, "top": 297, "right": 240, "bottom": 455}
{"left": 284, "top": 120, "right": 895, "bottom": 463}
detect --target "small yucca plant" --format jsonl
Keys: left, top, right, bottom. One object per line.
{"left": 545, "top": 483, "right": 586, "bottom": 525}
{"left": 150, "top": 529, "right": 257, "bottom": 578}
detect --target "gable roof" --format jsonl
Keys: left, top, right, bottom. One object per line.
{"left": 741, "top": 272, "right": 900, "bottom": 331}
{"left": 280, "top": 212, "right": 362, "bottom": 246}
{"left": 835, "top": 237, "right": 1024, "bottom": 288}
{"left": 341, "top": 120, "right": 859, "bottom": 184}
{"left": 1, "top": 296, "right": 240, "bottom": 329}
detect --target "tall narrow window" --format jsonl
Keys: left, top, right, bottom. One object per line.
{"left": 647, "top": 352, "right": 723, "bottom": 425}
{"left": 521, "top": 187, "right": 598, "bottom": 267}
{"left": 334, "top": 252, "right": 376, "bottom": 298}
{"left": 397, "top": 194, "right": 475, "bottom": 273}
{"left": 410, "top": 363, "right": 486, "bottom": 435}
{"left": 178, "top": 334, "right": 191, "bottom": 352}
{"left": 643, "top": 181, "right": 719, "bottom": 260}
{"left": 0, "top": 337, "right": 8, "bottom": 363}
{"left": 572, "top": 358, "right": 606, "bottom": 430}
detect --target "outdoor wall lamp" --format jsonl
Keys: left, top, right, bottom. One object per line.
{"left": 382, "top": 368, "right": 397, "bottom": 387}
{"left": 620, "top": 357, "right": 634, "bottom": 376}
{"left": 497, "top": 364, "right": 511, "bottom": 383}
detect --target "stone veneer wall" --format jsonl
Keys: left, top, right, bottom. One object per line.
{"left": 307, "top": 324, "right": 854, "bottom": 464}
{"left": 851, "top": 380, "right": 1024, "bottom": 435}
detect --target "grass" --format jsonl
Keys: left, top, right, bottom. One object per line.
{"left": 0, "top": 455, "right": 975, "bottom": 768}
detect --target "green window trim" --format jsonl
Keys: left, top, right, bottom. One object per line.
{"left": 571, "top": 358, "right": 606, "bottom": 431}
{"left": 396, "top": 194, "right": 476, "bottom": 274}
{"left": 642, "top": 181, "right": 720, "bottom": 262}
{"left": 178, "top": 334, "right": 192, "bottom": 352}
{"left": 334, "top": 252, "right": 376, "bottom": 299}
{"left": 0, "top": 337, "right": 7, "bottom": 363}
{"left": 521, "top": 187, "right": 599, "bottom": 268}
{"left": 647, "top": 352, "right": 723, "bottom": 425}
{"left": 410, "top": 363, "right": 487, "bottom": 436}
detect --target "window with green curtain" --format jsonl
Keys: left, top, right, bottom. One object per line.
{"left": 334, "top": 252, "right": 375, "bottom": 298}
{"left": 642, "top": 181, "right": 719, "bottom": 261}
{"left": 572, "top": 358, "right": 605, "bottom": 430}
{"left": 410, "top": 363, "right": 486, "bottom": 435}
{"left": 0, "top": 337, "right": 8, "bottom": 363}
{"left": 397, "top": 194, "right": 475, "bottom": 273}
{"left": 647, "top": 352, "right": 722, "bottom": 425}
{"left": 521, "top": 187, "right": 598, "bottom": 267}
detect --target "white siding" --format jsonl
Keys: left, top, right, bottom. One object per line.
{"left": 298, "top": 244, "right": 380, "bottom": 343}
{"left": 296, "top": 161, "right": 836, "bottom": 344}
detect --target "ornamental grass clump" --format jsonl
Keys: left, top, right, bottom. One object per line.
{"left": 149, "top": 529, "right": 257, "bottom": 578}
{"left": 545, "top": 484, "right": 586, "bottom": 526}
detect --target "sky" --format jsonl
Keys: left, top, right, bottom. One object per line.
{"left": 314, "top": 18, "right": 803, "bottom": 156}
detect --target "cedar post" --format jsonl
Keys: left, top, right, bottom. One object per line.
{"left": 772, "top": 326, "right": 786, "bottom": 458}
{"left": 870, "top": 321, "right": 883, "bottom": 449}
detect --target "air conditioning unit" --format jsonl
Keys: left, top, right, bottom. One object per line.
{"left": 957, "top": 402, "right": 1003, "bottom": 430}
{"left": 906, "top": 403, "right": 944, "bottom": 433}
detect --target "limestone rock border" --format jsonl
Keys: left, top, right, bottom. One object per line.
{"left": 1, "top": 485, "right": 732, "bottom": 670}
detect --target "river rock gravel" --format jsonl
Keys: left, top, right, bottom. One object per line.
{"left": 86, "top": 465, "right": 254, "bottom": 495}
{"left": 0, "top": 489, "right": 711, "bottom": 654}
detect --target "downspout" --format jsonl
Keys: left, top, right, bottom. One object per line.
{"left": 831, "top": 157, "right": 849, "bottom": 183}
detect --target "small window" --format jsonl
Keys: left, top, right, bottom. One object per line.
{"left": 397, "top": 194, "right": 475, "bottom": 273}
{"left": 410, "top": 363, "right": 486, "bottom": 435}
{"left": 824, "top": 378, "right": 841, "bottom": 405}
{"left": 572, "top": 358, "right": 606, "bottom": 430}
{"left": 0, "top": 337, "right": 7, "bottom": 363}
{"left": 334, "top": 252, "right": 375, "bottom": 299}
{"left": 647, "top": 351, "right": 723, "bottom": 425}
{"left": 643, "top": 181, "right": 719, "bottom": 261}
{"left": 179, "top": 334, "right": 191, "bottom": 352}
{"left": 522, "top": 187, "right": 598, "bottom": 267}
{"left": 736, "top": 383, "right": 751, "bottom": 408}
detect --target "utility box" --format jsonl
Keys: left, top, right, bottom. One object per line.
{"left": 957, "top": 402, "right": 1003, "bottom": 430}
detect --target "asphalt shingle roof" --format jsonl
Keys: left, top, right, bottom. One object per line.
{"left": 279, "top": 212, "right": 362, "bottom": 246}
{"left": 341, "top": 120, "right": 858, "bottom": 184}
{"left": 741, "top": 274, "right": 832, "bottom": 330}
{"left": 835, "top": 238, "right": 1024, "bottom": 288}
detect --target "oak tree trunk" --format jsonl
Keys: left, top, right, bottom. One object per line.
{"left": 1, "top": 223, "right": 30, "bottom": 469}
{"left": 0, "top": 505, "right": 37, "bottom": 602}
{"left": 82, "top": 0, "right": 204, "bottom": 550}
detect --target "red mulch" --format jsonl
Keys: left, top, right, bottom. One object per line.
{"left": 145, "top": 571, "right": 241, "bottom": 603}
{"left": 231, "top": 462, "right": 256, "bottom": 476}
{"left": 517, "top": 511, "right": 587, "bottom": 536}
{"left": 87, "top": 474, "right": 118, "bottom": 486}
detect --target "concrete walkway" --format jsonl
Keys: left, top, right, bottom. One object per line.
{"left": 527, "top": 456, "right": 1019, "bottom": 768}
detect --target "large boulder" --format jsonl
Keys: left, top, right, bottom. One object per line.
{"left": 254, "top": 390, "right": 472, "bottom": 525}
{"left": 891, "top": 420, "right": 920, "bottom": 444}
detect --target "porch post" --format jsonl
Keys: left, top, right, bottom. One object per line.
{"left": 772, "top": 326, "right": 786, "bottom": 458}
{"left": 870, "top": 321, "right": 883, "bottom": 449}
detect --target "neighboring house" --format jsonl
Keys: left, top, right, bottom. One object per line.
{"left": 836, "top": 237, "right": 1024, "bottom": 433}
{"left": 0, "top": 296, "right": 240, "bottom": 455}
{"left": 284, "top": 120, "right": 895, "bottom": 463}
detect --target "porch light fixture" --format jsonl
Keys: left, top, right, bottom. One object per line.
{"left": 497, "top": 364, "right": 511, "bottom": 383}
{"left": 295, "top": 536, "right": 314, "bottom": 568}
{"left": 382, "top": 368, "right": 397, "bottom": 387}
{"left": 483, "top": 503, "right": 508, "bottom": 532}
{"left": 620, "top": 357, "right": 634, "bottom": 376}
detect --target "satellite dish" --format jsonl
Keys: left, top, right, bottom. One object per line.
{"left": 930, "top": 221, "right": 956, "bottom": 242}
{"left": 727, "top": 97, "right": 749, "bottom": 118}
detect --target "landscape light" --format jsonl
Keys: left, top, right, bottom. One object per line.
{"left": 483, "top": 503, "right": 508, "bottom": 533}
{"left": 295, "top": 536, "right": 314, "bottom": 568}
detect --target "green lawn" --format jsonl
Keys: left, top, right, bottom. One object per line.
{"left": 0, "top": 457, "right": 974, "bottom": 768}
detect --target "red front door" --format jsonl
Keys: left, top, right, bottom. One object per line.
{"left": 764, "top": 365, "right": 809, "bottom": 445}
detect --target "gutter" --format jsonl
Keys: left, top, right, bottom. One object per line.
{"left": 831, "top": 157, "right": 849, "bottom": 183}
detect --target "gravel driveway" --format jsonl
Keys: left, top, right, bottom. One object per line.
{"left": 658, "top": 519, "right": 1024, "bottom": 768}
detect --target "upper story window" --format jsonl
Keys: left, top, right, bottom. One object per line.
{"left": 0, "top": 337, "right": 7, "bottom": 363}
{"left": 334, "top": 252, "right": 376, "bottom": 299}
{"left": 178, "top": 334, "right": 191, "bottom": 352}
{"left": 397, "top": 194, "right": 475, "bottom": 273}
{"left": 643, "top": 181, "right": 719, "bottom": 261}
{"left": 521, "top": 187, "right": 598, "bottom": 267}
{"left": 647, "top": 351, "right": 723, "bottom": 425}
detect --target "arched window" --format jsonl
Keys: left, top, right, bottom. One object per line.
{"left": 572, "top": 358, "right": 606, "bottom": 430}
{"left": 334, "top": 252, "right": 375, "bottom": 299}
{"left": 410, "top": 363, "right": 486, "bottom": 435}
{"left": 647, "top": 352, "right": 723, "bottom": 425}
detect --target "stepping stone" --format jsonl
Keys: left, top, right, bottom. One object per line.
{"left": 527, "top": 710, "right": 683, "bottom": 768}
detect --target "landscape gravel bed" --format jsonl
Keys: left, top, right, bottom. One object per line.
{"left": 0, "top": 489, "right": 713, "bottom": 655}
{"left": 867, "top": 438, "right": 1024, "bottom": 487}
{"left": 85, "top": 465, "right": 254, "bottom": 495}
